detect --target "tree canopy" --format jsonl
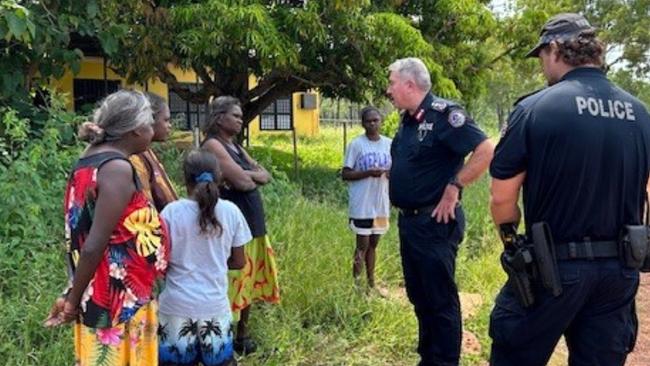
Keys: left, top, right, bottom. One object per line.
{"left": 0, "top": 0, "right": 128, "bottom": 112}
{"left": 106, "top": 0, "right": 498, "bottom": 124}
{"left": 0, "top": 0, "right": 647, "bottom": 129}
{"left": 474, "top": 0, "right": 650, "bottom": 128}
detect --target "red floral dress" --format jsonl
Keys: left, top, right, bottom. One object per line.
{"left": 63, "top": 152, "right": 170, "bottom": 329}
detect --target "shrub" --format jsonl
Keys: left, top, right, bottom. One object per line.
{"left": 381, "top": 111, "right": 400, "bottom": 137}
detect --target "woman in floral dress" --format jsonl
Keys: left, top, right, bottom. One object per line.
{"left": 44, "top": 90, "right": 170, "bottom": 366}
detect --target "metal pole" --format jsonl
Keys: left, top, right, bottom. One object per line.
{"left": 343, "top": 121, "right": 347, "bottom": 156}
{"left": 292, "top": 127, "right": 298, "bottom": 179}
{"left": 337, "top": 99, "right": 344, "bottom": 156}
{"left": 194, "top": 75, "right": 200, "bottom": 148}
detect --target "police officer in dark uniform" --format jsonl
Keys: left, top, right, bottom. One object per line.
{"left": 489, "top": 13, "right": 650, "bottom": 365}
{"left": 386, "top": 57, "right": 494, "bottom": 365}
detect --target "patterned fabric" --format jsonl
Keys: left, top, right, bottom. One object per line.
{"left": 64, "top": 152, "right": 170, "bottom": 329}
{"left": 74, "top": 301, "right": 158, "bottom": 366}
{"left": 130, "top": 148, "right": 178, "bottom": 211}
{"left": 158, "top": 312, "right": 236, "bottom": 366}
{"left": 228, "top": 236, "right": 280, "bottom": 320}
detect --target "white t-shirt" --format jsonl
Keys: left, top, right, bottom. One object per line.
{"left": 159, "top": 198, "right": 251, "bottom": 318}
{"left": 343, "top": 134, "right": 392, "bottom": 219}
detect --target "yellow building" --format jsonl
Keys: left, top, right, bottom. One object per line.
{"left": 52, "top": 56, "right": 320, "bottom": 137}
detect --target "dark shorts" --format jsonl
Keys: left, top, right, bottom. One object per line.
{"left": 349, "top": 217, "right": 389, "bottom": 235}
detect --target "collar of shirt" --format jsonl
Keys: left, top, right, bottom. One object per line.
{"left": 404, "top": 93, "right": 434, "bottom": 125}
{"left": 561, "top": 66, "right": 606, "bottom": 82}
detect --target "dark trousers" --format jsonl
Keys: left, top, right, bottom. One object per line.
{"left": 490, "top": 258, "right": 639, "bottom": 366}
{"left": 398, "top": 207, "right": 465, "bottom": 366}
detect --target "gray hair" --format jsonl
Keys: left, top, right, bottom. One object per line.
{"left": 203, "top": 96, "right": 241, "bottom": 136}
{"left": 388, "top": 57, "right": 432, "bottom": 92}
{"left": 80, "top": 90, "right": 153, "bottom": 144}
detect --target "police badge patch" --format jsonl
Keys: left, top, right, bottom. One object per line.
{"left": 448, "top": 110, "right": 466, "bottom": 128}
{"left": 417, "top": 121, "right": 434, "bottom": 141}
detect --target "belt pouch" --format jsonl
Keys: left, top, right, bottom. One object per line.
{"left": 621, "top": 225, "right": 648, "bottom": 269}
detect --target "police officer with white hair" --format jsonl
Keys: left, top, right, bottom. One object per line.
{"left": 387, "top": 57, "right": 494, "bottom": 365}
{"left": 490, "top": 13, "right": 650, "bottom": 365}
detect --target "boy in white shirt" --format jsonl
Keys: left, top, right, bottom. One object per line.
{"left": 342, "top": 106, "right": 392, "bottom": 290}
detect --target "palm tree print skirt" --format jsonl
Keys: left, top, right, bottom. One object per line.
{"left": 228, "top": 235, "right": 280, "bottom": 320}
{"left": 74, "top": 301, "right": 158, "bottom": 366}
{"left": 158, "top": 311, "right": 235, "bottom": 366}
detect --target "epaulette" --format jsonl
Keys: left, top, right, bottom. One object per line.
{"left": 430, "top": 97, "right": 459, "bottom": 114}
{"left": 513, "top": 88, "right": 545, "bottom": 106}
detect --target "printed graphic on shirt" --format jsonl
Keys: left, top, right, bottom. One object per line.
{"left": 354, "top": 151, "right": 391, "bottom": 171}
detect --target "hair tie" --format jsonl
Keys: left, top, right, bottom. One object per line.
{"left": 195, "top": 172, "right": 214, "bottom": 183}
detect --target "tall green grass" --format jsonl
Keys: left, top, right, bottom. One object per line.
{"left": 2, "top": 125, "right": 504, "bottom": 365}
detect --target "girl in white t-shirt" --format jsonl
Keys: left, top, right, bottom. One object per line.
{"left": 158, "top": 149, "right": 251, "bottom": 366}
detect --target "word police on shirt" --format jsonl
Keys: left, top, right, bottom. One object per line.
{"left": 575, "top": 96, "right": 636, "bottom": 121}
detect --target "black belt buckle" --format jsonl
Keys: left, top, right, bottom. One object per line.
{"left": 583, "top": 238, "right": 594, "bottom": 260}
{"left": 568, "top": 242, "right": 577, "bottom": 259}
{"left": 399, "top": 208, "right": 416, "bottom": 216}
{"left": 400, "top": 205, "right": 433, "bottom": 217}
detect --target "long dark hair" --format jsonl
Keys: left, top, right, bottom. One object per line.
{"left": 203, "top": 96, "right": 240, "bottom": 137}
{"left": 183, "top": 149, "right": 223, "bottom": 235}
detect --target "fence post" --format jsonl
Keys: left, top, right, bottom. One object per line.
{"left": 292, "top": 127, "right": 299, "bottom": 179}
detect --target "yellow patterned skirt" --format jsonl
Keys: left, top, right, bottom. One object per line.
{"left": 74, "top": 301, "right": 158, "bottom": 366}
{"left": 228, "top": 236, "right": 280, "bottom": 320}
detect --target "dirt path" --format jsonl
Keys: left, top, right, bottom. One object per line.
{"left": 627, "top": 273, "right": 650, "bottom": 365}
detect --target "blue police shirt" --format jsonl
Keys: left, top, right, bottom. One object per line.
{"left": 491, "top": 67, "right": 650, "bottom": 243}
{"left": 389, "top": 93, "right": 488, "bottom": 209}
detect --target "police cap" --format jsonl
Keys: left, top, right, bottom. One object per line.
{"left": 526, "top": 13, "right": 595, "bottom": 58}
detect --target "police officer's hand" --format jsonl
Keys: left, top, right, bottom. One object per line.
{"left": 432, "top": 184, "right": 460, "bottom": 223}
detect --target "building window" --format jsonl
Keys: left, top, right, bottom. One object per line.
{"left": 261, "top": 96, "right": 293, "bottom": 130}
{"left": 168, "top": 83, "right": 208, "bottom": 131}
{"left": 73, "top": 79, "right": 120, "bottom": 113}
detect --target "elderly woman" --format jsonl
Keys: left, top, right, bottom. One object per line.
{"left": 44, "top": 90, "right": 170, "bottom": 366}
{"left": 201, "top": 96, "right": 280, "bottom": 355}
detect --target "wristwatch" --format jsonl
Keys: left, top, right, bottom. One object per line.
{"left": 448, "top": 176, "right": 464, "bottom": 190}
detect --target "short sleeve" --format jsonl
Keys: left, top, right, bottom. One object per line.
{"left": 438, "top": 108, "right": 488, "bottom": 156}
{"left": 490, "top": 105, "right": 529, "bottom": 179}
{"left": 232, "top": 205, "right": 252, "bottom": 247}
{"left": 343, "top": 139, "right": 359, "bottom": 169}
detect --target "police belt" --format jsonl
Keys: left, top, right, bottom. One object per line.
{"left": 399, "top": 204, "right": 436, "bottom": 217}
{"left": 554, "top": 240, "right": 619, "bottom": 260}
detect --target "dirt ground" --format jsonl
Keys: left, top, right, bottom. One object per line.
{"left": 389, "top": 278, "right": 650, "bottom": 365}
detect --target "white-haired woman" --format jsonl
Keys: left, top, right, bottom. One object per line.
{"left": 44, "top": 90, "right": 170, "bottom": 366}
